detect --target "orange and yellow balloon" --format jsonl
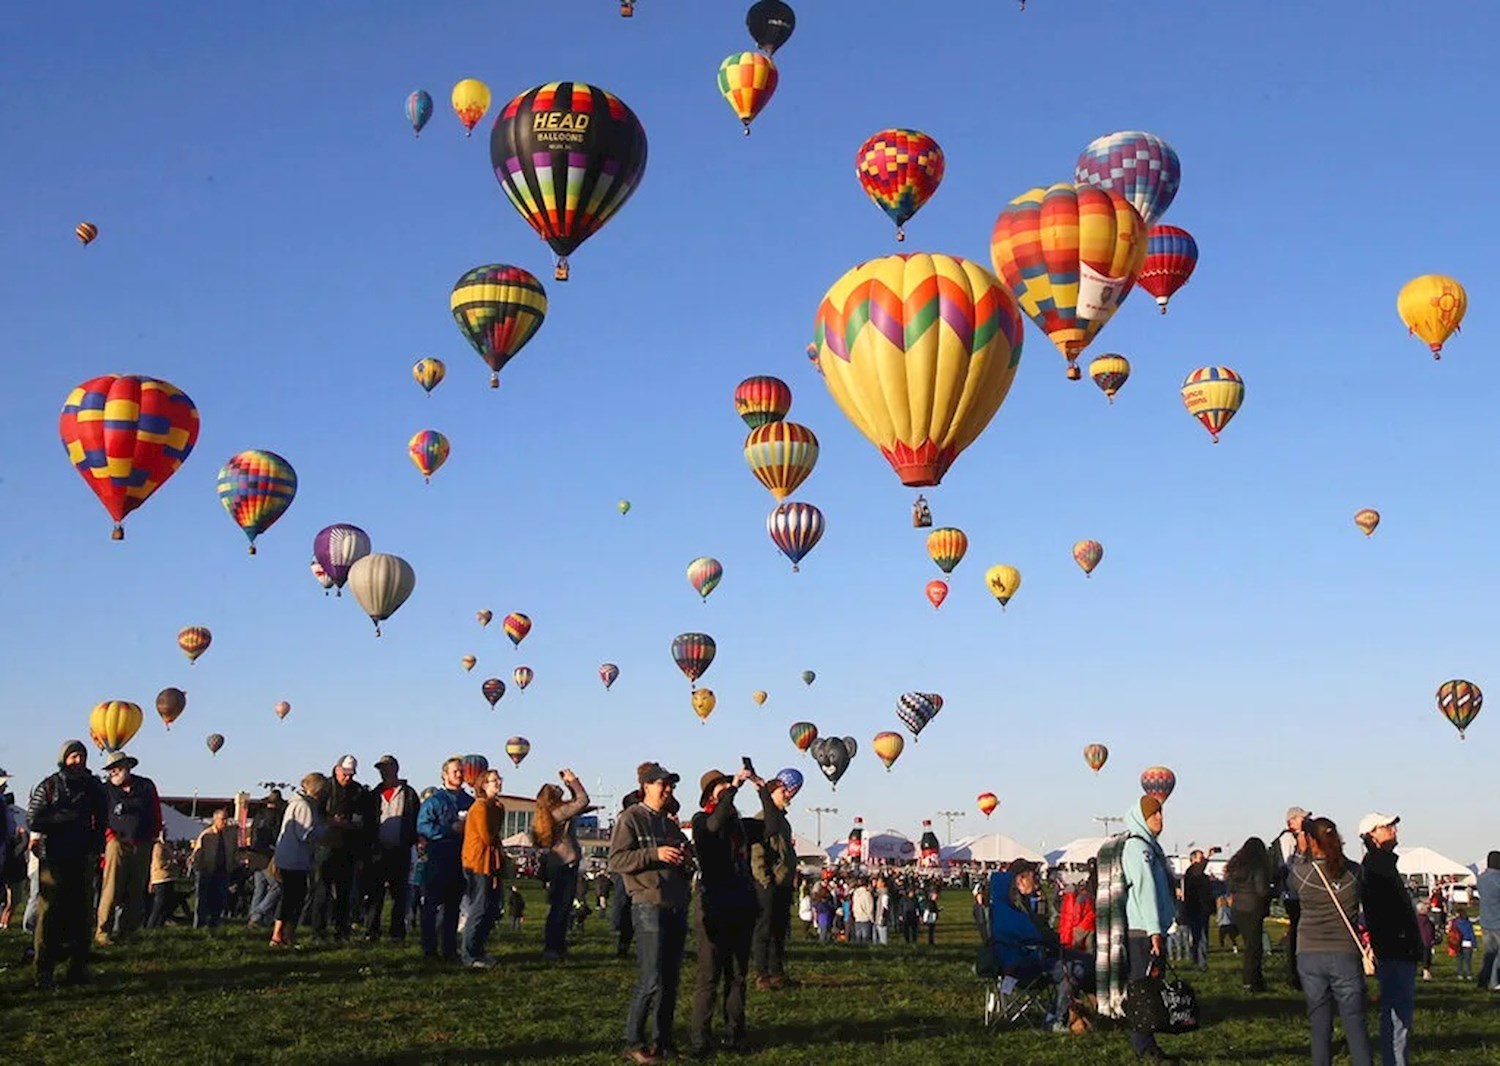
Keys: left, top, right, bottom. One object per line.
{"left": 1083, "top": 743, "right": 1109, "bottom": 772}
{"left": 1397, "top": 275, "right": 1466, "bottom": 358}
{"left": 76, "top": 221, "right": 99, "bottom": 246}
{"left": 989, "top": 183, "right": 1148, "bottom": 379}
{"left": 813, "top": 253, "right": 1025, "bottom": 487}
{"left": 407, "top": 430, "right": 450, "bottom": 483}
{"left": 744, "top": 422, "right": 818, "bottom": 499}
{"left": 926, "top": 527, "right": 968, "bottom": 574}
{"left": 451, "top": 78, "right": 491, "bottom": 136}
{"left": 692, "top": 688, "right": 717, "bottom": 722}
{"left": 717, "top": 51, "right": 778, "bottom": 134}
{"left": 977, "top": 792, "right": 999, "bottom": 818}
{"left": 1181, "top": 366, "right": 1244, "bottom": 443}
{"left": 178, "top": 626, "right": 212, "bottom": 664}
{"left": 873, "top": 731, "right": 905, "bottom": 771}
{"left": 90, "top": 699, "right": 143, "bottom": 753}
{"left": 752, "top": 690, "right": 768, "bottom": 706}
{"left": 1089, "top": 353, "right": 1131, "bottom": 403}
{"left": 1354, "top": 509, "right": 1380, "bottom": 537}
{"left": 413, "top": 358, "right": 446, "bottom": 395}
{"left": 1073, "top": 540, "right": 1103, "bottom": 577}
{"left": 984, "top": 565, "right": 1021, "bottom": 609}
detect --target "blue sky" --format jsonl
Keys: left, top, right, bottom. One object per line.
{"left": 3, "top": 2, "right": 1496, "bottom": 863}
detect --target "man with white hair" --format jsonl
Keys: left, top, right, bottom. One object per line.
{"left": 1360, "top": 813, "right": 1422, "bottom": 1066}
{"left": 1276, "top": 806, "right": 1309, "bottom": 989}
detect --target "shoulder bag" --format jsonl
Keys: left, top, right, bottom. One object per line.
{"left": 1312, "top": 861, "right": 1375, "bottom": 976}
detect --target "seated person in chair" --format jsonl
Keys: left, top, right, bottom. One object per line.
{"left": 990, "top": 860, "right": 1093, "bottom": 1028}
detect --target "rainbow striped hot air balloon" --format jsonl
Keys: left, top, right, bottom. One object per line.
{"left": 1140, "top": 766, "right": 1176, "bottom": 802}
{"left": 734, "top": 375, "right": 793, "bottom": 429}
{"left": 1073, "top": 540, "right": 1103, "bottom": 577}
{"left": 926, "top": 527, "right": 968, "bottom": 574}
{"left": 671, "top": 633, "right": 716, "bottom": 688}
{"left": 744, "top": 422, "right": 818, "bottom": 500}
{"left": 1138, "top": 225, "right": 1198, "bottom": 313}
{"left": 789, "top": 721, "right": 818, "bottom": 753}
{"left": 502, "top": 612, "right": 531, "bottom": 648}
{"left": 717, "top": 51, "right": 778, "bottom": 134}
{"left": 451, "top": 265, "right": 548, "bottom": 389}
{"left": 1181, "top": 366, "right": 1244, "bottom": 443}
{"left": 855, "top": 128, "right": 945, "bottom": 242}
{"left": 1437, "top": 679, "right": 1482, "bottom": 739}
{"left": 407, "top": 430, "right": 450, "bottom": 483}
{"left": 686, "top": 557, "right": 723, "bottom": 602}
{"left": 217, "top": 450, "right": 297, "bottom": 554}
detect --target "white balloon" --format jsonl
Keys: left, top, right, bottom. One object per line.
{"left": 347, "top": 553, "right": 416, "bottom": 636}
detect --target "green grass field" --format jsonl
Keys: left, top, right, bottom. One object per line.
{"left": 4, "top": 886, "right": 1498, "bottom": 1064}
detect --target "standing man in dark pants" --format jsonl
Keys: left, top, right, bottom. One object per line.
{"left": 1278, "top": 806, "right": 1309, "bottom": 989}
{"left": 1182, "top": 849, "right": 1216, "bottom": 971}
{"left": 318, "top": 755, "right": 368, "bottom": 940}
{"left": 609, "top": 763, "right": 691, "bottom": 1065}
{"left": 608, "top": 789, "right": 643, "bottom": 958}
{"left": 364, "top": 754, "right": 419, "bottom": 942}
{"left": 690, "top": 765, "right": 767, "bottom": 1056}
{"left": 27, "top": 740, "right": 109, "bottom": 990}
{"left": 747, "top": 771, "right": 799, "bottom": 989}
{"left": 1360, "top": 813, "right": 1422, "bottom": 1066}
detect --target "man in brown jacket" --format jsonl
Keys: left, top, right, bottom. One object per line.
{"left": 609, "top": 763, "right": 691, "bottom": 1065}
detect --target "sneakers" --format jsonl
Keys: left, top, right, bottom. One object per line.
{"left": 467, "top": 958, "right": 493, "bottom": 970}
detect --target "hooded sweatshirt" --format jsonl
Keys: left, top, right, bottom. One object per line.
{"left": 608, "top": 801, "right": 690, "bottom": 909}
{"left": 27, "top": 740, "right": 109, "bottom": 863}
{"left": 1120, "top": 802, "right": 1176, "bottom": 936}
{"left": 1361, "top": 838, "right": 1422, "bottom": 963}
{"left": 1477, "top": 852, "right": 1500, "bottom": 933}
{"left": 746, "top": 785, "right": 796, "bottom": 890}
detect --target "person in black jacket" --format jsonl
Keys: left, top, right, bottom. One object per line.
{"left": 1182, "top": 849, "right": 1217, "bottom": 971}
{"left": 1224, "top": 836, "right": 1273, "bottom": 992}
{"left": 27, "top": 740, "right": 109, "bottom": 990}
{"left": 364, "top": 755, "right": 420, "bottom": 942}
{"left": 608, "top": 789, "right": 643, "bottom": 958}
{"left": 1359, "top": 813, "right": 1421, "bottom": 1066}
{"left": 315, "top": 755, "right": 369, "bottom": 940}
{"left": 689, "top": 766, "right": 765, "bottom": 1056}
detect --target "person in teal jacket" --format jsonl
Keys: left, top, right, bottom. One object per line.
{"left": 1121, "top": 795, "right": 1178, "bottom": 1061}
{"left": 415, "top": 758, "right": 473, "bottom": 962}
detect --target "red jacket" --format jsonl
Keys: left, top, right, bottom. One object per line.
{"left": 1058, "top": 889, "right": 1097, "bottom": 950}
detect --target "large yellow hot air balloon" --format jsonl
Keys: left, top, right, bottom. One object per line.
{"left": 451, "top": 79, "right": 491, "bottom": 136}
{"left": 984, "top": 565, "right": 1022, "bottom": 609}
{"left": 1397, "top": 275, "right": 1467, "bottom": 358}
{"left": 90, "top": 700, "right": 143, "bottom": 753}
{"left": 813, "top": 253, "right": 1025, "bottom": 487}
{"left": 744, "top": 422, "right": 818, "bottom": 499}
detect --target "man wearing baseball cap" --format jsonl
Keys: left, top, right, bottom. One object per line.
{"left": 1359, "top": 812, "right": 1420, "bottom": 1066}
{"left": 1277, "top": 806, "right": 1310, "bottom": 989}
{"left": 315, "top": 755, "right": 368, "bottom": 941}
{"left": 364, "top": 755, "right": 420, "bottom": 943}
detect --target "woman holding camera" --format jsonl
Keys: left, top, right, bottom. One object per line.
{"left": 532, "top": 768, "right": 591, "bottom": 961}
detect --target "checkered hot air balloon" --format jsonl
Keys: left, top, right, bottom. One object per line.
{"left": 717, "top": 51, "right": 778, "bottom": 135}
{"left": 855, "top": 129, "right": 946, "bottom": 242}
{"left": 217, "top": 450, "right": 297, "bottom": 555}
{"left": 451, "top": 265, "right": 548, "bottom": 389}
{"left": 767, "top": 501, "right": 824, "bottom": 572}
{"left": 1074, "top": 131, "right": 1182, "bottom": 228}
{"left": 671, "top": 633, "right": 716, "bottom": 688}
{"left": 1181, "top": 366, "right": 1244, "bottom": 443}
{"left": 502, "top": 612, "right": 531, "bottom": 648}
{"left": 59, "top": 375, "right": 200, "bottom": 540}
{"left": 490, "top": 83, "right": 648, "bottom": 281}
{"left": 1437, "top": 680, "right": 1482, "bottom": 739}
{"left": 1138, "top": 225, "right": 1198, "bottom": 314}
{"left": 814, "top": 254, "right": 1025, "bottom": 486}
{"left": 734, "top": 375, "right": 792, "bottom": 429}
{"left": 744, "top": 422, "right": 818, "bottom": 500}
{"left": 896, "top": 692, "right": 938, "bottom": 741}
{"left": 990, "top": 184, "right": 1148, "bottom": 380}
{"left": 1140, "top": 766, "right": 1176, "bottom": 802}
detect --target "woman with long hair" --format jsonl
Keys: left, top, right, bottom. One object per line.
{"left": 1224, "top": 836, "right": 1273, "bottom": 992}
{"left": 270, "top": 772, "right": 329, "bottom": 949}
{"left": 1288, "top": 817, "right": 1372, "bottom": 1066}
{"left": 531, "top": 768, "right": 590, "bottom": 961}
{"left": 460, "top": 769, "right": 506, "bottom": 968}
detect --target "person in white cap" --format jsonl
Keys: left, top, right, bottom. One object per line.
{"left": 1358, "top": 812, "right": 1420, "bottom": 1066}
{"left": 1276, "top": 805, "right": 1310, "bottom": 989}
{"left": 315, "top": 755, "right": 368, "bottom": 941}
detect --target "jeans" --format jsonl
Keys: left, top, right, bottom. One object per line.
{"left": 23, "top": 863, "right": 41, "bottom": 933}
{"left": 1234, "top": 910, "right": 1266, "bottom": 989}
{"left": 625, "top": 903, "right": 688, "bottom": 1052}
{"left": 853, "top": 920, "right": 872, "bottom": 943}
{"left": 1457, "top": 945, "right": 1474, "bottom": 979}
{"left": 1375, "top": 958, "right": 1415, "bottom": 1066}
{"left": 460, "top": 872, "right": 499, "bottom": 964}
{"left": 690, "top": 908, "right": 753, "bottom": 1051}
{"left": 248, "top": 870, "right": 282, "bottom": 925}
{"left": 873, "top": 923, "right": 889, "bottom": 945}
{"left": 1125, "top": 932, "right": 1164, "bottom": 1057}
{"left": 277, "top": 870, "right": 309, "bottom": 927}
{"left": 1186, "top": 911, "right": 1210, "bottom": 969}
{"left": 750, "top": 883, "right": 791, "bottom": 978}
{"left": 1480, "top": 929, "right": 1500, "bottom": 988}
{"left": 363, "top": 847, "right": 411, "bottom": 940}
{"left": 194, "top": 872, "right": 229, "bottom": 928}
{"left": 544, "top": 862, "right": 579, "bottom": 957}
{"left": 1285, "top": 899, "right": 1303, "bottom": 986}
{"left": 146, "top": 882, "right": 176, "bottom": 928}
{"left": 1299, "top": 950, "right": 1373, "bottom": 1066}
{"left": 420, "top": 868, "right": 463, "bottom": 958}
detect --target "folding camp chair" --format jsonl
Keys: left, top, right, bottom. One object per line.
{"left": 982, "top": 968, "right": 1055, "bottom": 1030}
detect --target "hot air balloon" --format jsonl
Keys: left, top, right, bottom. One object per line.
{"left": 310, "top": 560, "right": 334, "bottom": 593}
{"left": 801, "top": 670, "right": 815, "bottom": 686}
{"left": 1437, "top": 680, "right": 1483, "bottom": 739}
{"left": 925, "top": 580, "right": 948, "bottom": 609}
{"left": 774, "top": 766, "right": 803, "bottom": 798}
{"left": 451, "top": 265, "right": 548, "bottom": 389}
{"left": 599, "top": 663, "right": 620, "bottom": 690}
{"left": 405, "top": 90, "right": 433, "bottom": 137}
{"left": 1181, "top": 366, "right": 1244, "bottom": 443}
{"left": 274, "top": 700, "right": 291, "bottom": 721}
{"left": 814, "top": 253, "right": 1025, "bottom": 485}
{"left": 1138, "top": 225, "right": 1198, "bottom": 313}
{"left": 490, "top": 82, "right": 648, "bottom": 281}
{"left": 1088, "top": 353, "right": 1131, "bottom": 404}
{"left": 205, "top": 733, "right": 224, "bottom": 756}
{"left": 745, "top": 422, "right": 818, "bottom": 499}
{"left": 767, "top": 501, "right": 824, "bottom": 572}
{"left": 1397, "top": 274, "right": 1467, "bottom": 357}
{"left": 926, "top": 528, "right": 968, "bottom": 574}
{"left": 752, "top": 690, "right": 768, "bottom": 706}
{"left": 620, "top": 0, "right": 634, "bottom": 14}
{"left": 1140, "top": 766, "right": 1176, "bottom": 803}
{"left": 462, "top": 655, "right": 477, "bottom": 672}
{"left": 451, "top": 78, "right": 491, "bottom": 136}
{"left": 671, "top": 632, "right": 716, "bottom": 688}
{"left": 789, "top": 721, "right": 817, "bottom": 752}
{"left": 896, "top": 691, "right": 938, "bottom": 740}
{"left": 59, "top": 375, "right": 200, "bottom": 540}
{"left": 347, "top": 553, "right": 416, "bottom": 636}
{"left": 855, "top": 129, "right": 945, "bottom": 242}
{"left": 1083, "top": 743, "right": 1109, "bottom": 772}
{"left": 686, "top": 557, "right": 724, "bottom": 601}
{"left": 413, "top": 357, "right": 446, "bottom": 394}
{"left": 477, "top": 610, "right": 493, "bottom": 628}
{"left": 717, "top": 52, "right": 778, "bottom": 135}
{"left": 313, "top": 524, "right": 371, "bottom": 597}
{"left": 734, "top": 376, "right": 793, "bottom": 429}
{"left": 873, "top": 731, "right": 905, "bottom": 771}
{"left": 747, "top": 0, "right": 796, "bottom": 53}
{"left": 76, "top": 222, "right": 99, "bottom": 245}
{"left": 407, "top": 430, "right": 450, "bottom": 483}
{"left": 1354, "top": 509, "right": 1381, "bottom": 537}
{"left": 505, "top": 736, "right": 531, "bottom": 767}
{"left": 1073, "top": 540, "right": 1103, "bottom": 577}
{"left": 513, "top": 666, "right": 534, "bottom": 692}
{"left": 218, "top": 450, "right": 297, "bottom": 554}
{"left": 460, "top": 754, "right": 489, "bottom": 790}
{"left": 502, "top": 612, "right": 532, "bottom": 648}
{"left": 692, "top": 688, "right": 717, "bottom": 723}
{"left": 618, "top": 500, "right": 631, "bottom": 515}
{"left": 178, "top": 626, "right": 212, "bottom": 664}
{"left": 482, "top": 678, "right": 506, "bottom": 707}
{"left": 984, "top": 565, "right": 1021, "bottom": 609}
{"left": 1074, "top": 131, "right": 1182, "bottom": 228}
{"left": 977, "top": 792, "right": 999, "bottom": 818}
{"left": 990, "top": 183, "right": 1148, "bottom": 379}
{"left": 814, "top": 738, "right": 851, "bottom": 789}
{"left": 155, "top": 688, "right": 186, "bottom": 730}
{"left": 89, "top": 700, "right": 143, "bottom": 753}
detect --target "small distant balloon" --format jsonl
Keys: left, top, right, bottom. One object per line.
{"left": 206, "top": 733, "right": 225, "bottom": 756}
{"left": 155, "top": 688, "right": 186, "bottom": 730}
{"left": 179, "top": 626, "right": 212, "bottom": 664}
{"left": 977, "top": 792, "right": 999, "bottom": 818}
{"left": 1354, "top": 509, "right": 1381, "bottom": 537}
{"left": 1089, "top": 354, "right": 1131, "bottom": 404}
{"left": 1083, "top": 743, "right": 1108, "bottom": 772}
{"left": 413, "top": 357, "right": 446, "bottom": 395}
{"left": 1437, "top": 679, "right": 1482, "bottom": 739}
{"left": 505, "top": 736, "right": 531, "bottom": 767}
{"left": 801, "top": 670, "right": 815, "bottom": 686}
{"left": 76, "top": 222, "right": 99, "bottom": 245}
{"left": 513, "top": 666, "right": 534, "bottom": 692}
{"left": 752, "top": 690, "right": 768, "bottom": 706}
{"left": 462, "top": 654, "right": 477, "bottom": 672}
{"left": 984, "top": 565, "right": 1022, "bottom": 609}
{"left": 502, "top": 612, "right": 532, "bottom": 648}
{"left": 274, "top": 700, "right": 291, "bottom": 721}
{"left": 687, "top": 557, "right": 724, "bottom": 601}
{"left": 872, "top": 731, "right": 904, "bottom": 771}
{"left": 405, "top": 90, "right": 434, "bottom": 137}
{"left": 925, "top": 579, "right": 948, "bottom": 609}
{"left": 599, "top": 663, "right": 620, "bottom": 690}
{"left": 1073, "top": 540, "right": 1103, "bottom": 577}
{"left": 477, "top": 609, "right": 492, "bottom": 628}
{"left": 618, "top": 499, "right": 631, "bottom": 515}
{"left": 1397, "top": 274, "right": 1467, "bottom": 357}
{"left": 691, "top": 688, "right": 717, "bottom": 722}
{"left": 1181, "top": 367, "right": 1244, "bottom": 443}
{"left": 482, "top": 678, "right": 506, "bottom": 707}
{"left": 1140, "top": 765, "right": 1176, "bottom": 802}
{"left": 451, "top": 78, "right": 491, "bottom": 136}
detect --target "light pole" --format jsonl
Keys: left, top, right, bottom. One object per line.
{"left": 1092, "top": 815, "right": 1122, "bottom": 837}
{"left": 808, "top": 806, "right": 839, "bottom": 847}
{"left": 936, "top": 810, "right": 964, "bottom": 844}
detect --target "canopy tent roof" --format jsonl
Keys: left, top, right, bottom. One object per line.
{"left": 1397, "top": 845, "right": 1478, "bottom": 884}
{"left": 941, "top": 833, "right": 1046, "bottom": 865}
{"left": 793, "top": 832, "right": 825, "bottom": 859}
{"left": 502, "top": 831, "right": 535, "bottom": 848}
{"left": 1045, "top": 837, "right": 1109, "bottom": 866}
